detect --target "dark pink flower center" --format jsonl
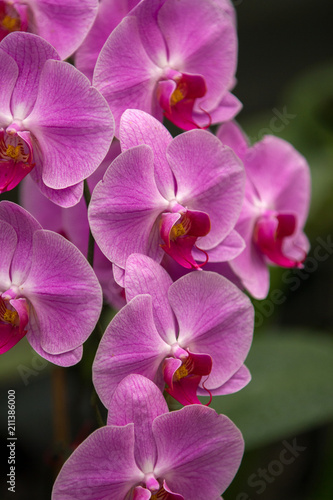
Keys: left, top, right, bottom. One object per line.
{"left": 254, "top": 211, "right": 305, "bottom": 268}
{"left": 0, "top": 130, "right": 35, "bottom": 193}
{"left": 160, "top": 209, "right": 210, "bottom": 269}
{"left": 0, "top": 1, "right": 28, "bottom": 41}
{"left": 157, "top": 72, "right": 208, "bottom": 130}
{"left": 163, "top": 348, "right": 212, "bottom": 406}
{"left": 0, "top": 294, "right": 29, "bottom": 354}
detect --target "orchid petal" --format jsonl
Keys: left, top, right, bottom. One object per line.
{"left": 0, "top": 32, "right": 59, "bottom": 119}
{"left": 108, "top": 374, "right": 168, "bottom": 471}
{"left": 0, "top": 201, "right": 41, "bottom": 283}
{"left": 197, "top": 364, "right": 251, "bottom": 396}
{"left": 89, "top": 145, "right": 169, "bottom": 269}
{"left": 0, "top": 219, "right": 17, "bottom": 289}
{"left": 27, "top": 0, "right": 98, "bottom": 60}
{"left": 167, "top": 130, "right": 244, "bottom": 249}
{"left": 158, "top": 0, "right": 237, "bottom": 109}
{"left": 93, "top": 295, "right": 171, "bottom": 408}
{"left": 245, "top": 136, "right": 311, "bottom": 227}
{"left": 125, "top": 254, "right": 176, "bottom": 344}
{"left": 22, "top": 230, "right": 102, "bottom": 355}
{"left": 153, "top": 406, "right": 244, "bottom": 499}
{"left": 120, "top": 109, "right": 175, "bottom": 199}
{"left": 25, "top": 59, "right": 114, "bottom": 190}
{"left": 93, "top": 15, "right": 162, "bottom": 136}
{"left": 0, "top": 49, "right": 18, "bottom": 126}
{"left": 52, "top": 425, "right": 143, "bottom": 500}
{"left": 169, "top": 271, "right": 253, "bottom": 390}
{"left": 193, "top": 229, "right": 245, "bottom": 262}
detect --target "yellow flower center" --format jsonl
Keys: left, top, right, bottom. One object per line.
{"left": 1, "top": 14, "right": 20, "bottom": 32}
{"left": 170, "top": 81, "right": 187, "bottom": 106}
{"left": 0, "top": 299, "right": 19, "bottom": 326}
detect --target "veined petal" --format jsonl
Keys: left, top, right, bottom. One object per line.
{"left": 52, "top": 425, "right": 144, "bottom": 500}
{"left": 93, "top": 15, "right": 162, "bottom": 135}
{"left": 93, "top": 295, "right": 171, "bottom": 408}
{"left": 28, "top": 329, "right": 83, "bottom": 367}
{"left": 26, "top": 0, "right": 98, "bottom": 60}
{"left": 193, "top": 92, "right": 242, "bottom": 128}
{"left": 216, "top": 120, "right": 249, "bottom": 161}
{"left": 158, "top": 0, "right": 237, "bottom": 109}
{"left": 132, "top": 0, "right": 168, "bottom": 66}
{"left": 153, "top": 406, "right": 244, "bottom": 499}
{"left": 245, "top": 136, "right": 311, "bottom": 228}
{"left": 22, "top": 230, "right": 102, "bottom": 356}
{"left": 120, "top": 110, "right": 175, "bottom": 200}
{"left": 0, "top": 219, "right": 17, "bottom": 289}
{"left": 197, "top": 364, "right": 251, "bottom": 396}
{"left": 29, "top": 145, "right": 84, "bottom": 207}
{"left": 169, "top": 271, "right": 253, "bottom": 390}
{"left": 0, "top": 201, "right": 41, "bottom": 284}
{"left": 25, "top": 59, "right": 114, "bottom": 190}
{"left": 0, "top": 32, "right": 59, "bottom": 119}
{"left": 108, "top": 374, "right": 168, "bottom": 473}
{"left": 75, "top": 0, "right": 141, "bottom": 81}
{"left": 89, "top": 145, "right": 169, "bottom": 269}
{"left": 193, "top": 229, "right": 245, "bottom": 263}
{"left": 125, "top": 254, "right": 176, "bottom": 344}
{"left": 0, "top": 49, "right": 18, "bottom": 126}
{"left": 167, "top": 130, "right": 244, "bottom": 249}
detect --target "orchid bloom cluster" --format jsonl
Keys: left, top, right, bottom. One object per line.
{"left": 0, "top": 0, "right": 311, "bottom": 499}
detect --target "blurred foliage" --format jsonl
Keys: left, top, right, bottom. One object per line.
{"left": 207, "top": 331, "right": 333, "bottom": 450}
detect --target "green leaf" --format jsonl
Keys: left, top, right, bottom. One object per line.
{"left": 207, "top": 330, "right": 333, "bottom": 450}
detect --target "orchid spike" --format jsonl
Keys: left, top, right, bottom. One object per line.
{"left": 0, "top": 32, "right": 114, "bottom": 207}
{"left": 217, "top": 121, "right": 311, "bottom": 299}
{"left": 0, "top": 201, "right": 102, "bottom": 365}
{"left": 93, "top": 254, "right": 253, "bottom": 407}
{"left": 52, "top": 374, "right": 244, "bottom": 500}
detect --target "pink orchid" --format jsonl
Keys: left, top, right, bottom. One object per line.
{"left": 0, "top": 32, "right": 114, "bottom": 206}
{"left": 93, "top": 254, "right": 253, "bottom": 407}
{"left": 93, "top": 0, "right": 241, "bottom": 135}
{"left": 217, "top": 121, "right": 311, "bottom": 299}
{"left": 52, "top": 374, "right": 244, "bottom": 500}
{"left": 88, "top": 110, "right": 245, "bottom": 286}
{"left": 0, "top": 201, "right": 102, "bottom": 365}
{"left": 0, "top": 0, "right": 98, "bottom": 59}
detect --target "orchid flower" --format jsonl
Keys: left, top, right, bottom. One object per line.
{"left": 0, "top": 32, "right": 114, "bottom": 206}
{"left": 0, "top": 0, "right": 98, "bottom": 59}
{"left": 0, "top": 201, "right": 102, "bottom": 365}
{"left": 217, "top": 121, "right": 311, "bottom": 299}
{"left": 93, "top": 254, "right": 253, "bottom": 407}
{"left": 88, "top": 110, "right": 245, "bottom": 286}
{"left": 93, "top": 0, "right": 241, "bottom": 134}
{"left": 52, "top": 374, "right": 244, "bottom": 500}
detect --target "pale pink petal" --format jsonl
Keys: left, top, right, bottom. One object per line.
{"left": 52, "top": 425, "right": 143, "bottom": 499}
{"left": 25, "top": 59, "right": 114, "bottom": 190}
